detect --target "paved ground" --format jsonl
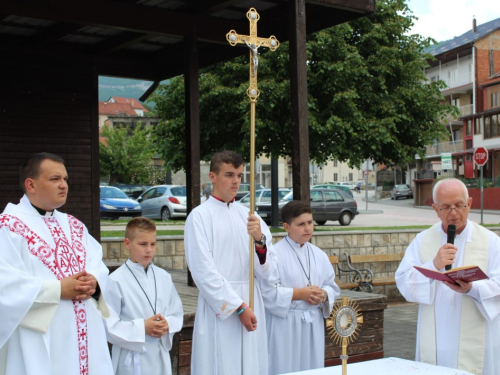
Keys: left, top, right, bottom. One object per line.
{"left": 383, "top": 302, "right": 418, "bottom": 359}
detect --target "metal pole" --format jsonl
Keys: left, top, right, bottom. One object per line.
{"left": 271, "top": 158, "right": 279, "bottom": 228}
{"left": 249, "top": 100, "right": 256, "bottom": 309}
{"left": 365, "top": 160, "right": 368, "bottom": 210}
{"left": 480, "top": 165, "right": 484, "bottom": 224}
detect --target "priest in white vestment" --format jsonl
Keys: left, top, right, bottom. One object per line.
{"left": 396, "top": 178, "right": 500, "bottom": 375}
{"left": 184, "top": 151, "right": 277, "bottom": 375}
{"left": 260, "top": 201, "right": 340, "bottom": 375}
{"left": 0, "top": 153, "right": 113, "bottom": 375}
{"left": 104, "top": 217, "right": 184, "bottom": 375}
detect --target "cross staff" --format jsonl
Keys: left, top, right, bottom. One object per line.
{"left": 226, "top": 8, "right": 279, "bottom": 309}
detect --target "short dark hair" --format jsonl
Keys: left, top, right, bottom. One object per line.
{"left": 281, "top": 200, "right": 313, "bottom": 224}
{"left": 210, "top": 150, "right": 244, "bottom": 174}
{"left": 125, "top": 217, "right": 156, "bottom": 240}
{"left": 20, "top": 153, "right": 65, "bottom": 193}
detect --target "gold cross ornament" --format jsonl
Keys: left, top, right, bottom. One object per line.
{"left": 226, "top": 8, "right": 279, "bottom": 309}
{"left": 226, "top": 8, "right": 279, "bottom": 101}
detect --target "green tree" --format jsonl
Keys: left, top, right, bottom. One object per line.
{"left": 100, "top": 123, "right": 155, "bottom": 185}
{"left": 151, "top": 0, "right": 456, "bottom": 172}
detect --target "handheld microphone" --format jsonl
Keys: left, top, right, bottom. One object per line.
{"left": 445, "top": 224, "right": 456, "bottom": 271}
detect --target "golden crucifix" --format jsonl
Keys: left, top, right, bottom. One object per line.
{"left": 226, "top": 8, "right": 279, "bottom": 309}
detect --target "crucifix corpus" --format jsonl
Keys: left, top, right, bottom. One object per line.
{"left": 226, "top": 8, "right": 279, "bottom": 309}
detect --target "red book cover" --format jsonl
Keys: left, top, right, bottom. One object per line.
{"left": 414, "top": 265, "right": 488, "bottom": 283}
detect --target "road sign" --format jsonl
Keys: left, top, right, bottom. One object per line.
{"left": 441, "top": 153, "right": 452, "bottom": 170}
{"left": 474, "top": 147, "right": 488, "bottom": 167}
{"left": 363, "top": 170, "right": 369, "bottom": 178}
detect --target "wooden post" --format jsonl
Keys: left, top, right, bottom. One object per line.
{"left": 185, "top": 25, "right": 201, "bottom": 287}
{"left": 289, "top": 0, "right": 310, "bottom": 203}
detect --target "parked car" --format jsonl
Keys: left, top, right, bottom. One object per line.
{"left": 390, "top": 184, "right": 413, "bottom": 200}
{"left": 114, "top": 183, "right": 151, "bottom": 199}
{"left": 235, "top": 183, "right": 265, "bottom": 201}
{"left": 100, "top": 186, "right": 142, "bottom": 219}
{"left": 238, "top": 188, "right": 292, "bottom": 208}
{"left": 312, "top": 184, "right": 353, "bottom": 198}
{"left": 336, "top": 181, "right": 357, "bottom": 190}
{"left": 256, "top": 188, "right": 358, "bottom": 226}
{"left": 137, "top": 185, "right": 187, "bottom": 220}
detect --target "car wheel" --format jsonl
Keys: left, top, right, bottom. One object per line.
{"left": 391, "top": 196, "right": 394, "bottom": 200}
{"left": 339, "top": 211, "right": 352, "bottom": 226}
{"left": 315, "top": 220, "right": 327, "bottom": 226}
{"left": 161, "top": 207, "right": 171, "bottom": 221}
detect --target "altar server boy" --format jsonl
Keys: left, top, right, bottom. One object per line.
{"left": 104, "top": 217, "right": 184, "bottom": 375}
{"left": 261, "top": 201, "right": 340, "bottom": 375}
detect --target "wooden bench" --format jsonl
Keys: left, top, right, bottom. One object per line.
{"left": 329, "top": 255, "right": 362, "bottom": 290}
{"left": 344, "top": 252, "right": 404, "bottom": 293}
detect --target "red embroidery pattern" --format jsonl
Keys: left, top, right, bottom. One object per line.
{"left": 0, "top": 213, "right": 89, "bottom": 375}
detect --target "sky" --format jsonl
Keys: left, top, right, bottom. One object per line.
{"left": 407, "top": 0, "right": 500, "bottom": 42}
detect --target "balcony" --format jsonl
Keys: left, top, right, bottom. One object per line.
{"left": 442, "top": 104, "right": 473, "bottom": 123}
{"left": 423, "top": 140, "right": 464, "bottom": 158}
{"left": 440, "top": 71, "right": 473, "bottom": 91}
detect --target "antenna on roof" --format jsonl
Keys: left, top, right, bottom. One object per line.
{"left": 472, "top": 16, "right": 477, "bottom": 33}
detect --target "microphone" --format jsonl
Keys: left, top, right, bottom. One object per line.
{"left": 445, "top": 224, "right": 456, "bottom": 271}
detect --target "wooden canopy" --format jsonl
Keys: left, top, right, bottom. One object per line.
{"left": 0, "top": 0, "right": 375, "bottom": 238}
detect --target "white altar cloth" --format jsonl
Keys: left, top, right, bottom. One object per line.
{"left": 281, "top": 357, "right": 473, "bottom": 375}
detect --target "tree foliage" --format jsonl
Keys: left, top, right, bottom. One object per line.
{"left": 150, "top": 0, "right": 456, "bottom": 172}
{"left": 99, "top": 124, "right": 155, "bottom": 185}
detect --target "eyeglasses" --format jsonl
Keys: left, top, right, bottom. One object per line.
{"left": 438, "top": 204, "right": 467, "bottom": 214}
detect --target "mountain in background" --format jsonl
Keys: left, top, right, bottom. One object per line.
{"left": 423, "top": 39, "right": 451, "bottom": 55}
{"left": 98, "top": 76, "right": 167, "bottom": 105}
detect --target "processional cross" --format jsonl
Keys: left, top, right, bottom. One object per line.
{"left": 226, "top": 8, "right": 279, "bottom": 309}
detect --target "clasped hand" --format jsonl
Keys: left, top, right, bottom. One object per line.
{"left": 145, "top": 314, "right": 169, "bottom": 338}
{"left": 60, "top": 270, "right": 97, "bottom": 301}
{"left": 300, "top": 286, "right": 325, "bottom": 305}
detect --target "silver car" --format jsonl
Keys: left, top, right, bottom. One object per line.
{"left": 137, "top": 185, "right": 187, "bottom": 220}
{"left": 238, "top": 188, "right": 291, "bottom": 208}
{"left": 390, "top": 184, "right": 413, "bottom": 200}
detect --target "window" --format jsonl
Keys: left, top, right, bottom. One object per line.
{"left": 451, "top": 97, "right": 460, "bottom": 107}
{"left": 466, "top": 139, "right": 472, "bottom": 149}
{"left": 310, "top": 190, "right": 323, "bottom": 202}
{"left": 333, "top": 160, "right": 338, "bottom": 167}
{"left": 324, "top": 191, "right": 343, "bottom": 202}
{"left": 430, "top": 75, "right": 440, "bottom": 82}
{"left": 492, "top": 93, "right": 499, "bottom": 108}
{"left": 466, "top": 154, "right": 472, "bottom": 161}
{"left": 492, "top": 115, "right": 498, "bottom": 137}
{"left": 466, "top": 120, "right": 472, "bottom": 136}
{"left": 484, "top": 116, "right": 491, "bottom": 139}
{"left": 474, "top": 118, "right": 482, "bottom": 134}
{"left": 333, "top": 173, "right": 338, "bottom": 182}
{"left": 349, "top": 173, "right": 353, "bottom": 181}
{"left": 448, "top": 69, "right": 458, "bottom": 85}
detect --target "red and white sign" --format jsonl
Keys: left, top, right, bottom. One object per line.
{"left": 474, "top": 147, "right": 488, "bottom": 167}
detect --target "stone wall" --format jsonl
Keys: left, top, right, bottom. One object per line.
{"left": 101, "top": 227, "right": 500, "bottom": 299}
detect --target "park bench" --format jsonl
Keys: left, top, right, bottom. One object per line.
{"left": 329, "top": 255, "right": 362, "bottom": 290}
{"left": 344, "top": 252, "right": 404, "bottom": 293}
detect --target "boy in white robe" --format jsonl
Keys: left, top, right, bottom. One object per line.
{"left": 184, "top": 150, "right": 277, "bottom": 375}
{"left": 104, "top": 217, "right": 184, "bottom": 375}
{"left": 0, "top": 152, "right": 113, "bottom": 375}
{"left": 261, "top": 200, "right": 340, "bottom": 375}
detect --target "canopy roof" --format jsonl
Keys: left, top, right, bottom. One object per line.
{"left": 0, "top": 0, "right": 375, "bottom": 81}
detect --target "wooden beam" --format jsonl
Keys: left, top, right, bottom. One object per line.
{"left": 307, "top": 0, "right": 375, "bottom": 13}
{"left": 184, "top": 24, "right": 200, "bottom": 287}
{"left": 0, "top": 0, "right": 244, "bottom": 44}
{"left": 289, "top": 0, "right": 310, "bottom": 203}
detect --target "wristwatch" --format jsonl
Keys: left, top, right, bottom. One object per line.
{"left": 254, "top": 233, "right": 266, "bottom": 246}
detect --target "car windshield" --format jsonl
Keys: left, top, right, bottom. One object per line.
{"left": 396, "top": 185, "right": 409, "bottom": 189}
{"left": 101, "top": 187, "right": 129, "bottom": 199}
{"left": 281, "top": 191, "right": 293, "bottom": 201}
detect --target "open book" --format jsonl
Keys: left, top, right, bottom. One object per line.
{"left": 414, "top": 265, "right": 488, "bottom": 283}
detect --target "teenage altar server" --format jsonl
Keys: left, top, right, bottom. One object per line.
{"left": 184, "top": 150, "right": 277, "bottom": 375}
{"left": 104, "top": 217, "right": 183, "bottom": 375}
{"left": 396, "top": 178, "right": 500, "bottom": 375}
{"left": 0, "top": 153, "right": 113, "bottom": 375}
{"left": 261, "top": 201, "right": 340, "bottom": 374}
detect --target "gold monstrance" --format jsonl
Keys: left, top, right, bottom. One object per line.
{"left": 226, "top": 8, "right": 279, "bottom": 309}
{"left": 326, "top": 297, "right": 364, "bottom": 375}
